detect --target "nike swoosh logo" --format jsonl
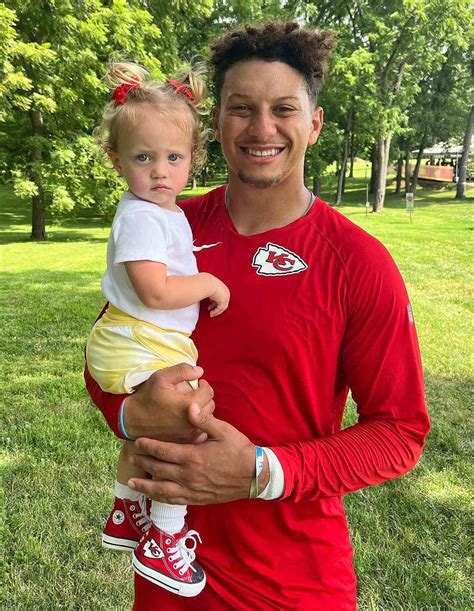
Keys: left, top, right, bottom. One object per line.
{"left": 192, "top": 241, "right": 223, "bottom": 251}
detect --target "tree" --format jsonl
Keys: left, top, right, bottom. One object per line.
{"left": 140, "top": 0, "right": 213, "bottom": 71}
{"left": 399, "top": 43, "right": 472, "bottom": 194}
{"left": 301, "top": 0, "right": 472, "bottom": 211}
{"left": 1, "top": 0, "right": 172, "bottom": 239}
{"left": 455, "top": 104, "right": 474, "bottom": 199}
{"left": 364, "top": 1, "right": 472, "bottom": 210}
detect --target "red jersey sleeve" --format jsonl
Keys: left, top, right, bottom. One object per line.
{"left": 271, "top": 236, "right": 430, "bottom": 502}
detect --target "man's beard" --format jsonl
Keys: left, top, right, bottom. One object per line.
{"left": 237, "top": 170, "right": 285, "bottom": 188}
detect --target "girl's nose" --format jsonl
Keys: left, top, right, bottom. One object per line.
{"left": 151, "top": 161, "right": 168, "bottom": 178}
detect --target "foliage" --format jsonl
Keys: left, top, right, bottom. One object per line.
{"left": 0, "top": 0, "right": 210, "bottom": 234}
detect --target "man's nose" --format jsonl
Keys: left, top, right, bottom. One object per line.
{"left": 248, "top": 110, "right": 277, "bottom": 140}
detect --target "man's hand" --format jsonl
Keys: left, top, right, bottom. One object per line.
{"left": 122, "top": 364, "right": 215, "bottom": 443}
{"left": 127, "top": 403, "right": 269, "bottom": 505}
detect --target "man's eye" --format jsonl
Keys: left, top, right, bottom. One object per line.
{"left": 275, "top": 106, "right": 294, "bottom": 113}
{"left": 137, "top": 154, "right": 151, "bottom": 162}
{"left": 169, "top": 153, "right": 182, "bottom": 162}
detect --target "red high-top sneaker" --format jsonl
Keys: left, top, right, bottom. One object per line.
{"left": 102, "top": 495, "right": 151, "bottom": 551}
{"left": 132, "top": 523, "right": 206, "bottom": 597}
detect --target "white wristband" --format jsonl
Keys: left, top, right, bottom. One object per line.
{"left": 257, "top": 448, "right": 285, "bottom": 500}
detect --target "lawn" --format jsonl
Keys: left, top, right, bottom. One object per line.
{"left": 1, "top": 176, "right": 472, "bottom": 610}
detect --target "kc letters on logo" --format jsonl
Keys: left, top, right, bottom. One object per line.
{"left": 252, "top": 242, "right": 308, "bottom": 276}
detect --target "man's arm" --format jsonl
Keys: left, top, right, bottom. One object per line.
{"left": 270, "top": 237, "right": 430, "bottom": 501}
{"left": 128, "top": 407, "right": 427, "bottom": 506}
{"left": 84, "top": 360, "right": 216, "bottom": 443}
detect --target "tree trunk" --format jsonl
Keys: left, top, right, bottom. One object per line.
{"left": 369, "top": 143, "right": 378, "bottom": 194}
{"left": 335, "top": 153, "right": 346, "bottom": 205}
{"left": 455, "top": 104, "right": 474, "bottom": 199}
{"left": 192, "top": 176, "right": 197, "bottom": 190}
{"left": 395, "top": 155, "right": 403, "bottom": 194}
{"left": 349, "top": 127, "right": 355, "bottom": 178}
{"left": 335, "top": 106, "right": 354, "bottom": 205}
{"left": 404, "top": 146, "right": 411, "bottom": 194}
{"left": 410, "top": 134, "right": 427, "bottom": 194}
{"left": 373, "top": 133, "right": 392, "bottom": 212}
{"left": 30, "top": 110, "right": 47, "bottom": 240}
{"left": 312, "top": 176, "right": 321, "bottom": 197}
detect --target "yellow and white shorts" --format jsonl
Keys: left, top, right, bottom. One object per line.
{"left": 86, "top": 305, "right": 198, "bottom": 394}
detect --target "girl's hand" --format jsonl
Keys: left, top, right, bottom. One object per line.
{"left": 208, "top": 278, "right": 230, "bottom": 317}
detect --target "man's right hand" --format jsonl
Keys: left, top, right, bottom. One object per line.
{"left": 122, "top": 364, "right": 215, "bottom": 443}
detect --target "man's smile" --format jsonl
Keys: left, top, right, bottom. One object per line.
{"left": 239, "top": 145, "right": 287, "bottom": 161}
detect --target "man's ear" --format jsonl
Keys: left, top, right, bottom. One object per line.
{"left": 308, "top": 106, "right": 324, "bottom": 146}
{"left": 211, "top": 107, "right": 221, "bottom": 143}
{"left": 107, "top": 149, "right": 123, "bottom": 175}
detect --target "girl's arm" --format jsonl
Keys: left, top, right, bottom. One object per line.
{"left": 124, "top": 259, "right": 229, "bottom": 315}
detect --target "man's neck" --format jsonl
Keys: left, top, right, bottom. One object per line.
{"left": 225, "top": 175, "right": 312, "bottom": 236}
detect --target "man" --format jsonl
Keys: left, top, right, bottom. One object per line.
{"left": 85, "top": 21, "right": 430, "bottom": 610}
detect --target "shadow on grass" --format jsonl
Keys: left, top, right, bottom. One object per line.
{"left": 0, "top": 229, "right": 109, "bottom": 245}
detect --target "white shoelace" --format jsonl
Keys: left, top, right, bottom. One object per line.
{"left": 132, "top": 494, "right": 151, "bottom": 531}
{"left": 167, "top": 530, "right": 202, "bottom": 575}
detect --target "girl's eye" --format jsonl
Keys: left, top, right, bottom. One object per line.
{"left": 169, "top": 153, "right": 181, "bottom": 162}
{"left": 137, "top": 154, "right": 151, "bottom": 163}
{"left": 230, "top": 105, "right": 251, "bottom": 113}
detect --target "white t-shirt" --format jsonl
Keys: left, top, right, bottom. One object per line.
{"left": 101, "top": 192, "right": 199, "bottom": 333}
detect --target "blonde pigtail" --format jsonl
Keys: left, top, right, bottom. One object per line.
{"left": 95, "top": 58, "right": 210, "bottom": 171}
{"left": 104, "top": 61, "right": 149, "bottom": 90}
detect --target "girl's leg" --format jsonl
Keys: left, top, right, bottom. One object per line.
{"left": 103, "top": 442, "right": 151, "bottom": 551}
{"left": 115, "top": 440, "right": 149, "bottom": 500}
{"left": 117, "top": 440, "right": 147, "bottom": 484}
{"left": 117, "top": 442, "right": 187, "bottom": 533}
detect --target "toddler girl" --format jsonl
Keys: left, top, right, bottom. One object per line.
{"left": 86, "top": 61, "right": 229, "bottom": 597}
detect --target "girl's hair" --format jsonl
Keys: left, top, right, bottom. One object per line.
{"left": 96, "top": 60, "right": 209, "bottom": 171}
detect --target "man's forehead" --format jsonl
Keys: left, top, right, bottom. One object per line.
{"left": 221, "top": 60, "right": 307, "bottom": 101}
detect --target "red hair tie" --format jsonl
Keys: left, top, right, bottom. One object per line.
{"left": 112, "top": 82, "right": 140, "bottom": 106}
{"left": 166, "top": 79, "right": 195, "bottom": 103}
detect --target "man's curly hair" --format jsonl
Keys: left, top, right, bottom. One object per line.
{"left": 209, "top": 21, "right": 336, "bottom": 107}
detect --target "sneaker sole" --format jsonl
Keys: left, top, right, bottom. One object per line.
{"left": 132, "top": 555, "right": 206, "bottom": 597}
{"left": 102, "top": 534, "right": 138, "bottom": 551}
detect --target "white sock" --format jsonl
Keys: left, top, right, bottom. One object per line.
{"left": 151, "top": 502, "right": 187, "bottom": 535}
{"left": 114, "top": 480, "right": 141, "bottom": 501}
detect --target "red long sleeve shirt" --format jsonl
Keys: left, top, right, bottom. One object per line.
{"left": 85, "top": 187, "right": 429, "bottom": 610}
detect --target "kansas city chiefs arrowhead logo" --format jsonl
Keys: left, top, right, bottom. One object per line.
{"left": 143, "top": 539, "right": 165, "bottom": 559}
{"left": 252, "top": 242, "right": 308, "bottom": 276}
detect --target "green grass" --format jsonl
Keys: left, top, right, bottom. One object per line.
{"left": 1, "top": 174, "right": 473, "bottom": 609}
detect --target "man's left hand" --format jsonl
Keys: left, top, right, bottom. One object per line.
{"left": 128, "top": 404, "right": 264, "bottom": 505}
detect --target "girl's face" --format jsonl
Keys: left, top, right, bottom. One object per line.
{"left": 109, "top": 107, "right": 193, "bottom": 210}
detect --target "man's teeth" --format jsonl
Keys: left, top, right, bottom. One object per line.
{"left": 245, "top": 148, "right": 282, "bottom": 157}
